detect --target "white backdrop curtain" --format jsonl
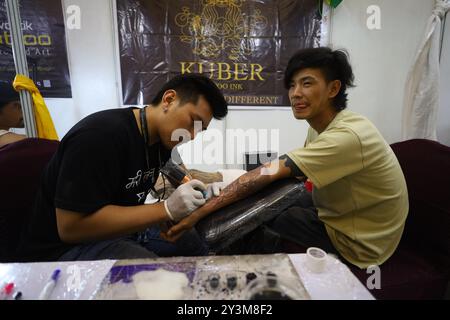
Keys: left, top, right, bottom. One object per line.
{"left": 402, "top": 0, "right": 450, "bottom": 140}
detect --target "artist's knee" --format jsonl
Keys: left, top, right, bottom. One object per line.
{"left": 271, "top": 207, "right": 297, "bottom": 229}
{"left": 281, "top": 206, "right": 306, "bottom": 219}
{"left": 292, "top": 193, "right": 314, "bottom": 208}
{"left": 272, "top": 206, "right": 312, "bottom": 231}
{"left": 101, "top": 240, "right": 157, "bottom": 260}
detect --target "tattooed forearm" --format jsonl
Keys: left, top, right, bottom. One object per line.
{"left": 180, "top": 165, "right": 274, "bottom": 225}
{"left": 170, "top": 156, "right": 304, "bottom": 230}
{"left": 208, "top": 167, "right": 269, "bottom": 210}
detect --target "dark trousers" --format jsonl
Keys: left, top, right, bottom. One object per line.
{"left": 58, "top": 227, "right": 208, "bottom": 261}
{"left": 270, "top": 205, "right": 339, "bottom": 255}
{"left": 223, "top": 193, "right": 340, "bottom": 256}
{"left": 58, "top": 237, "right": 157, "bottom": 261}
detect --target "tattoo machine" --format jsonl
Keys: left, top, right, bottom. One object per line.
{"left": 160, "top": 160, "right": 207, "bottom": 198}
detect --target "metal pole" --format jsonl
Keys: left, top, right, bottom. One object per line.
{"left": 5, "top": 0, "right": 37, "bottom": 137}
{"left": 439, "top": 11, "right": 447, "bottom": 63}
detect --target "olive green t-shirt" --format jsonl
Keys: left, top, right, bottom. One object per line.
{"left": 287, "top": 110, "right": 409, "bottom": 268}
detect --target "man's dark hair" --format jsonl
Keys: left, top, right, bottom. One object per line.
{"left": 151, "top": 73, "right": 228, "bottom": 119}
{"left": 0, "top": 80, "right": 20, "bottom": 110}
{"left": 284, "top": 47, "right": 355, "bottom": 111}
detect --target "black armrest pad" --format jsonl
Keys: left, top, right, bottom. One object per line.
{"left": 196, "top": 178, "right": 307, "bottom": 252}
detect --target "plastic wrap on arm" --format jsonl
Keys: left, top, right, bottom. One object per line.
{"left": 196, "top": 178, "right": 308, "bottom": 253}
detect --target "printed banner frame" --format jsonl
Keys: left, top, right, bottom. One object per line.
{"left": 0, "top": 0, "right": 72, "bottom": 98}
{"left": 114, "top": 0, "right": 330, "bottom": 108}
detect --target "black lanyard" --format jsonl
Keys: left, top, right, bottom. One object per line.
{"left": 139, "top": 106, "right": 151, "bottom": 170}
{"left": 139, "top": 106, "right": 162, "bottom": 199}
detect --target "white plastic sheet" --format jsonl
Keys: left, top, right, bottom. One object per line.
{"left": 402, "top": 0, "right": 450, "bottom": 140}
{"left": 289, "top": 254, "right": 374, "bottom": 300}
{"left": 0, "top": 260, "right": 116, "bottom": 300}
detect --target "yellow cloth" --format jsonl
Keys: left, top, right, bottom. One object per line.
{"left": 13, "top": 75, "right": 59, "bottom": 140}
{"left": 287, "top": 110, "right": 409, "bottom": 268}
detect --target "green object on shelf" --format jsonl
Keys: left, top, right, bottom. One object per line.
{"left": 325, "top": 0, "right": 343, "bottom": 8}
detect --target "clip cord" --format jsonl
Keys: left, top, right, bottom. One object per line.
{"left": 140, "top": 106, "right": 151, "bottom": 170}
{"left": 139, "top": 106, "right": 163, "bottom": 201}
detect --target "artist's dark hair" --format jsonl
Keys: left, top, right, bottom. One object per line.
{"left": 284, "top": 47, "right": 355, "bottom": 111}
{"left": 151, "top": 73, "right": 228, "bottom": 119}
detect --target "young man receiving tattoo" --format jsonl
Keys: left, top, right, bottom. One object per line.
{"left": 162, "top": 47, "right": 409, "bottom": 269}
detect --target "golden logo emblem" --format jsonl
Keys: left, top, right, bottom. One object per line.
{"left": 175, "top": 0, "right": 268, "bottom": 61}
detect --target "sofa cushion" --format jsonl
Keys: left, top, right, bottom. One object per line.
{"left": 0, "top": 138, "right": 59, "bottom": 262}
{"left": 390, "top": 139, "right": 450, "bottom": 275}
{"left": 349, "top": 246, "right": 448, "bottom": 300}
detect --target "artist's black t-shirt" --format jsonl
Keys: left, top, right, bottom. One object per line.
{"left": 18, "top": 107, "right": 171, "bottom": 261}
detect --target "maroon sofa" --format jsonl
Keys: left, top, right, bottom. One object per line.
{"left": 1, "top": 138, "right": 448, "bottom": 299}
{"left": 283, "top": 139, "right": 450, "bottom": 299}
{"left": 0, "top": 138, "right": 59, "bottom": 262}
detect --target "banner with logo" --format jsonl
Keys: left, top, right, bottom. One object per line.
{"left": 117, "top": 0, "right": 323, "bottom": 107}
{"left": 0, "top": 0, "right": 71, "bottom": 98}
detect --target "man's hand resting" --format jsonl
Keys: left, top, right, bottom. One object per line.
{"left": 160, "top": 213, "right": 199, "bottom": 242}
